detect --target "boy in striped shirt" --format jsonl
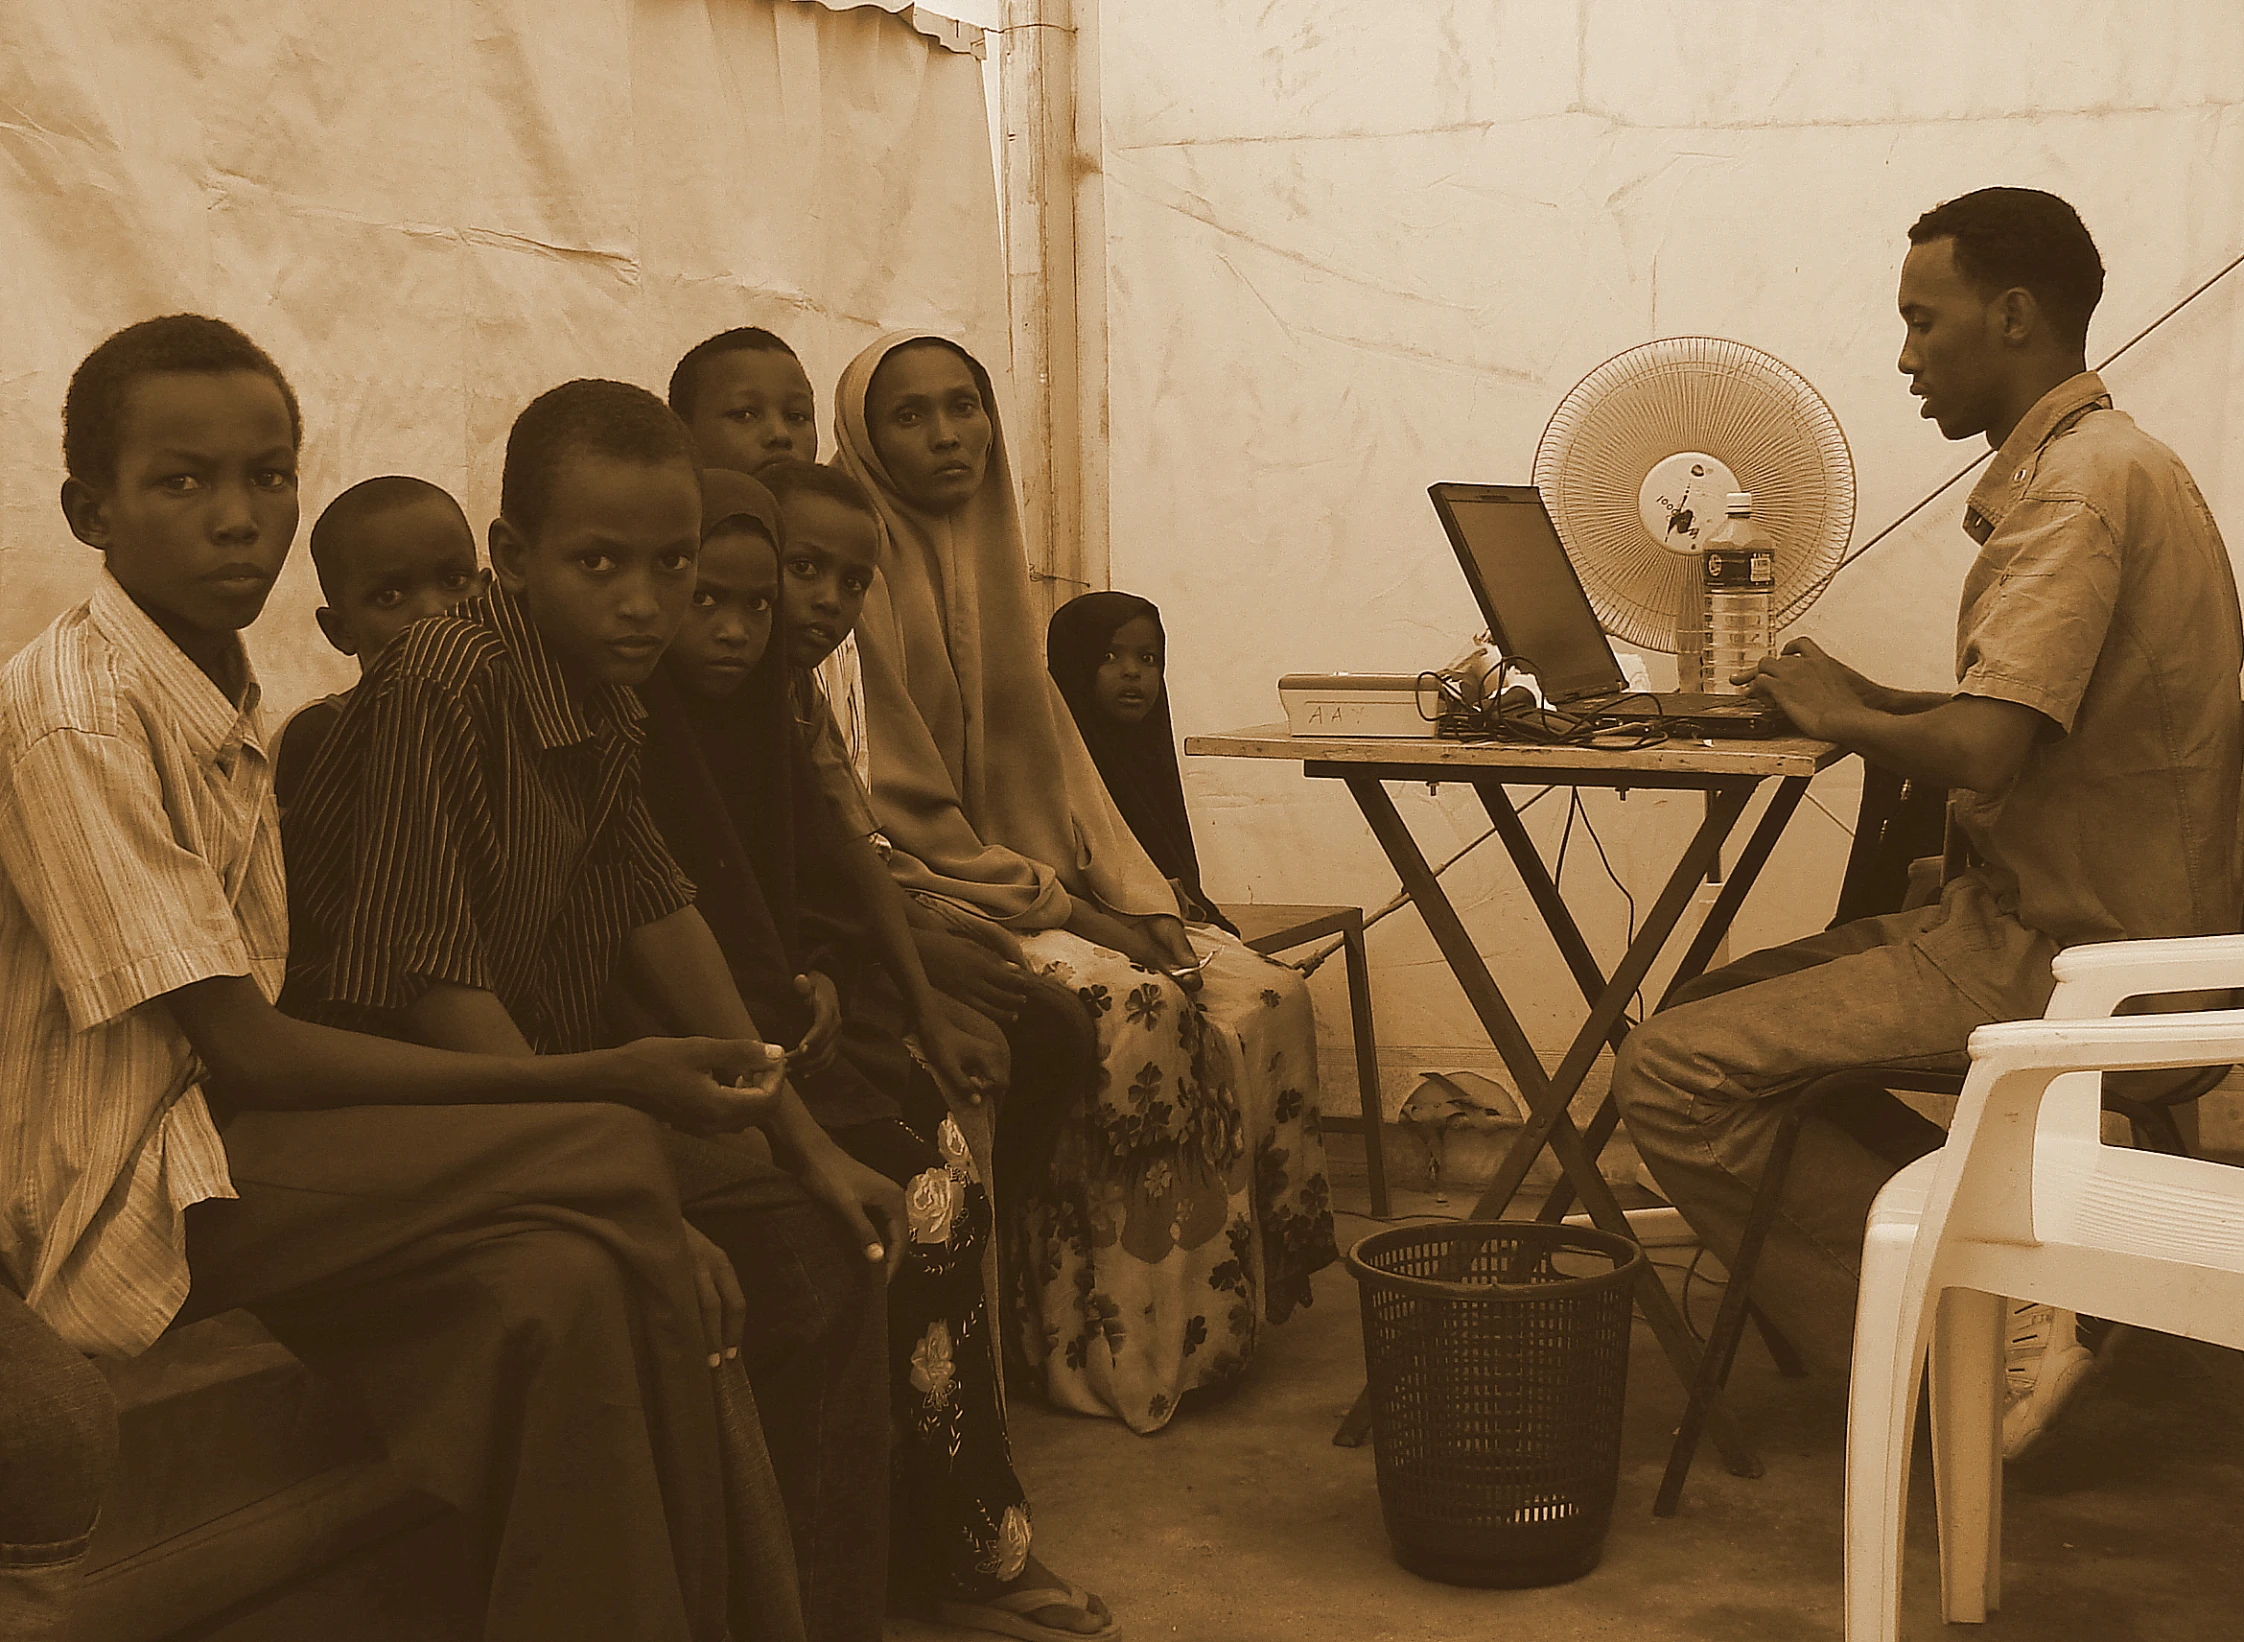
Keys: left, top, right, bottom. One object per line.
{"left": 273, "top": 474, "right": 485, "bottom": 812}
{"left": 279, "top": 378, "right": 904, "bottom": 1642}
{"left": 1, "top": 314, "right": 803, "bottom": 1640}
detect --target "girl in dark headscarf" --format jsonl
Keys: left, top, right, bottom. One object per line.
{"left": 1046, "top": 591, "right": 1237, "bottom": 937}
{"left": 638, "top": 469, "right": 1115, "bottom": 1642}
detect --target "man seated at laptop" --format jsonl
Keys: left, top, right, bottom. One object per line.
{"left": 1611, "top": 186, "right": 2243, "bottom": 1458}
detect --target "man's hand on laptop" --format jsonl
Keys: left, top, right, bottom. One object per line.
{"left": 1735, "top": 638, "right": 1866, "bottom": 740}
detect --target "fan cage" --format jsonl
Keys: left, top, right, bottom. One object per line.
{"left": 1533, "top": 338, "right": 1854, "bottom": 652}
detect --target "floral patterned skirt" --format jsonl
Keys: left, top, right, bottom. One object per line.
{"left": 832, "top": 1103, "right": 1029, "bottom": 1602}
{"left": 1008, "top": 926, "right": 1338, "bottom": 1434}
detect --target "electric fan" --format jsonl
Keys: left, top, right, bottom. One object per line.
{"left": 1532, "top": 338, "right": 1854, "bottom": 650}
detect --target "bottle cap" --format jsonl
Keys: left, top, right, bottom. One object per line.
{"left": 1726, "top": 492, "right": 1752, "bottom": 514}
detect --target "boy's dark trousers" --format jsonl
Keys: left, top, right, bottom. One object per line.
{"left": 665, "top": 1131, "right": 891, "bottom": 1642}
{"left": 181, "top": 1101, "right": 836, "bottom": 1642}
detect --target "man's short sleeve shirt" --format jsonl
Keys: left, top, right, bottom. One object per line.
{"left": 1943, "top": 371, "right": 2243, "bottom": 963}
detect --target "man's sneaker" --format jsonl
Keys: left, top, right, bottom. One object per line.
{"left": 2002, "top": 1301, "right": 2096, "bottom": 1460}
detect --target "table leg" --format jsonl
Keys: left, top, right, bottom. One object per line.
{"left": 1332, "top": 775, "right": 1762, "bottom": 1479}
{"left": 1464, "top": 783, "right": 1754, "bottom": 1226}
{"left": 1537, "top": 774, "right": 1812, "bottom": 1225}
{"left": 1470, "top": 778, "right": 1618, "bottom": 1030}
{"left": 1337, "top": 776, "right": 1613, "bottom": 1211}
{"left": 1658, "top": 774, "right": 1812, "bottom": 1008}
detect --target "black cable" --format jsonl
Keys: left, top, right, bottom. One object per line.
{"left": 1419, "top": 652, "right": 1670, "bottom": 749}
{"left": 1572, "top": 795, "right": 1644, "bottom": 1022}
{"left": 1678, "top": 1245, "right": 1723, "bottom": 1344}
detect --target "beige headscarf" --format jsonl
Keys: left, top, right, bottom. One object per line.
{"left": 832, "top": 332, "right": 1177, "bottom": 928}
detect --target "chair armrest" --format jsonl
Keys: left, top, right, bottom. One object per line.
{"left": 2046, "top": 934, "right": 2244, "bottom": 1018}
{"left": 1935, "top": 1007, "right": 2244, "bottom": 1246}
{"left": 1970, "top": 1006, "right": 2244, "bottom": 1074}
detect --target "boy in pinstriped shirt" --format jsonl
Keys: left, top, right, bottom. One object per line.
{"left": 0, "top": 315, "right": 807, "bottom": 1640}
{"left": 278, "top": 379, "right": 905, "bottom": 1642}
{"left": 271, "top": 474, "right": 486, "bottom": 813}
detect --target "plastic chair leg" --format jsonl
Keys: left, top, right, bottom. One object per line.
{"left": 1930, "top": 1286, "right": 2003, "bottom": 1623}
{"left": 1844, "top": 1218, "right": 1926, "bottom": 1642}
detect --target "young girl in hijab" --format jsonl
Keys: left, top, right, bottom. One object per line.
{"left": 638, "top": 469, "right": 1115, "bottom": 1642}
{"left": 832, "top": 334, "right": 1337, "bottom": 1436}
{"left": 1045, "top": 592, "right": 1237, "bottom": 936}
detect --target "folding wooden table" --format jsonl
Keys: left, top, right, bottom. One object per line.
{"left": 1185, "top": 724, "right": 1849, "bottom": 1496}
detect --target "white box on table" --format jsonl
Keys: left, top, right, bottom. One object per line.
{"left": 1276, "top": 673, "right": 1441, "bottom": 739}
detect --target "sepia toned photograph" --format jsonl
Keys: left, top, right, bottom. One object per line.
{"left": 2, "top": 4, "right": 2240, "bottom": 1638}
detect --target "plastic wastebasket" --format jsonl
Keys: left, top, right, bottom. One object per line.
{"left": 1346, "top": 1219, "right": 1641, "bottom": 1587}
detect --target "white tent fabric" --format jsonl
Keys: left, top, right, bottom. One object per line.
{"left": 1087, "top": 1, "right": 2244, "bottom": 1107}
{"left": 0, "top": 0, "right": 1007, "bottom": 718}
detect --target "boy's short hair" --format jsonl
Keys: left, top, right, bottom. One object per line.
{"left": 1908, "top": 187, "right": 2105, "bottom": 351}
{"left": 760, "top": 458, "right": 880, "bottom": 536}
{"left": 309, "top": 476, "right": 469, "bottom": 602}
{"left": 500, "top": 380, "right": 696, "bottom": 541}
{"left": 666, "top": 327, "right": 801, "bottom": 423}
{"left": 63, "top": 314, "right": 303, "bottom": 491}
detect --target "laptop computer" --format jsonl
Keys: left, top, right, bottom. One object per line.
{"left": 1427, "top": 481, "right": 1790, "bottom": 738}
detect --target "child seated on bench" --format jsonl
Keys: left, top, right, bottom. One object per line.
{"left": 636, "top": 463, "right": 1115, "bottom": 1641}
{"left": 666, "top": 328, "right": 1098, "bottom": 1215}
{"left": 1, "top": 314, "right": 803, "bottom": 1642}
{"left": 277, "top": 378, "right": 903, "bottom": 1642}
{"left": 1046, "top": 591, "right": 1237, "bottom": 937}
{"left": 273, "top": 475, "right": 485, "bottom": 811}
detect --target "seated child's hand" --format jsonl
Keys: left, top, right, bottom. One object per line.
{"left": 681, "top": 1222, "right": 745, "bottom": 1368}
{"left": 915, "top": 927, "right": 1031, "bottom": 1022}
{"left": 795, "top": 1145, "right": 909, "bottom": 1281}
{"left": 909, "top": 896, "right": 1029, "bottom": 968}
{"left": 920, "top": 1014, "right": 1000, "bottom": 1106}
{"left": 791, "top": 972, "right": 844, "bottom": 1074}
{"left": 611, "top": 1036, "right": 789, "bottom": 1134}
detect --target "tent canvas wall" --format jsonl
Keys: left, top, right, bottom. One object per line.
{"left": 1080, "top": 0, "right": 2244, "bottom": 1119}
{"left": 0, "top": 0, "right": 1008, "bottom": 722}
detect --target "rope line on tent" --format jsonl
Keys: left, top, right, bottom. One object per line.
{"left": 1803, "top": 243, "right": 2244, "bottom": 600}
{"left": 1287, "top": 787, "right": 1553, "bottom": 976}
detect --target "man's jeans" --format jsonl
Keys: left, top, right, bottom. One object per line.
{"left": 1611, "top": 902, "right": 2053, "bottom": 1375}
{"left": 0, "top": 1286, "right": 117, "bottom": 1640}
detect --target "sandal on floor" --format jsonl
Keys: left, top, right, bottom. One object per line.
{"left": 934, "top": 1580, "right": 1120, "bottom": 1641}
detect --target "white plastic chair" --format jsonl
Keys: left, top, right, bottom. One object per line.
{"left": 1844, "top": 934, "right": 2244, "bottom": 1640}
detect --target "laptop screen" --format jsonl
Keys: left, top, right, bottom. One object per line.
{"left": 1428, "top": 483, "right": 1625, "bottom": 704}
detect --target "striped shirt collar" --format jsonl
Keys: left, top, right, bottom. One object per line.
{"left": 1963, "top": 370, "right": 2113, "bottom": 544}
{"left": 86, "top": 569, "right": 265, "bottom": 764}
{"left": 476, "top": 582, "right": 646, "bottom": 751}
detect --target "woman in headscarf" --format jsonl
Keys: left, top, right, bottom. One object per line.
{"left": 832, "top": 334, "right": 1337, "bottom": 1436}
{"left": 1045, "top": 592, "right": 1237, "bottom": 937}
{"left": 638, "top": 470, "right": 1115, "bottom": 1642}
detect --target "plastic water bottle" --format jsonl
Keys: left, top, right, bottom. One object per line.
{"left": 1699, "top": 493, "right": 1774, "bottom": 695}
{"left": 1674, "top": 550, "right": 1707, "bottom": 695}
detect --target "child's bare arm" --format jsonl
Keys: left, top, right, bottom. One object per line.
{"left": 831, "top": 837, "right": 997, "bottom": 1103}
{"left": 398, "top": 979, "right": 536, "bottom": 1057}
{"left": 621, "top": 907, "right": 908, "bottom": 1277}
{"left": 166, "top": 973, "right": 783, "bottom": 1134}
